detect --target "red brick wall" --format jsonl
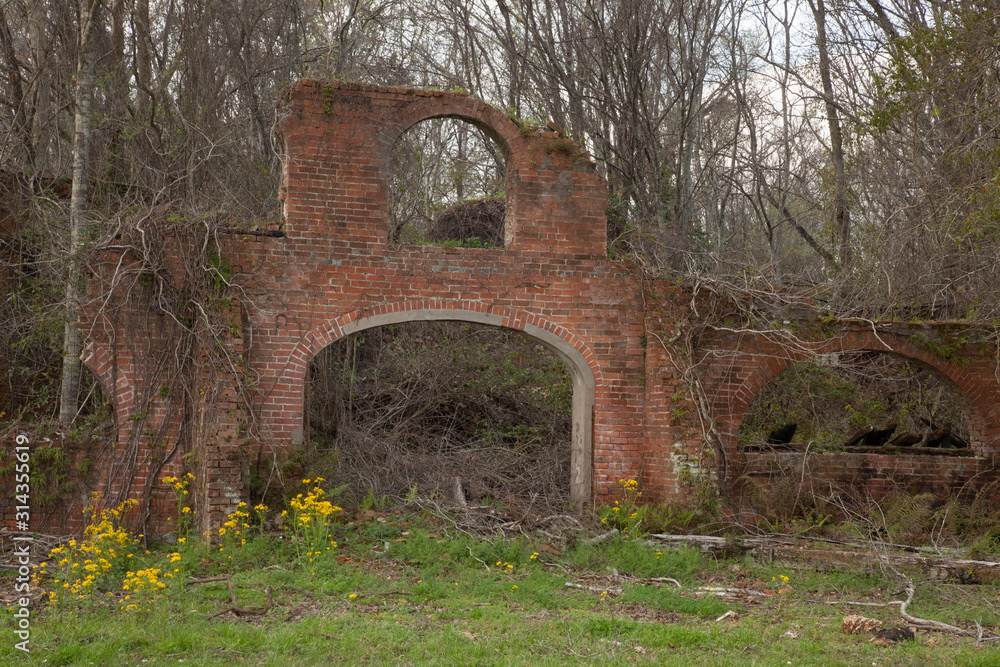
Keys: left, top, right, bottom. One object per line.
{"left": 696, "top": 322, "right": 1000, "bottom": 503}
{"left": 19, "top": 81, "right": 998, "bottom": 535}
{"left": 235, "top": 80, "right": 654, "bottom": 510}
{"left": 736, "top": 448, "right": 998, "bottom": 503}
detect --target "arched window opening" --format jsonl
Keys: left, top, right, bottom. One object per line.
{"left": 306, "top": 321, "right": 573, "bottom": 511}
{"left": 389, "top": 118, "right": 507, "bottom": 247}
{"left": 75, "top": 367, "right": 116, "bottom": 439}
{"left": 1, "top": 360, "right": 114, "bottom": 439}
{"left": 739, "top": 351, "right": 971, "bottom": 453}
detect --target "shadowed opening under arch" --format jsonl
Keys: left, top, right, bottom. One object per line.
{"left": 738, "top": 350, "right": 980, "bottom": 454}
{"left": 302, "top": 308, "right": 595, "bottom": 504}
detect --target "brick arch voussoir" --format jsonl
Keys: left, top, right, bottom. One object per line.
{"left": 288, "top": 299, "right": 603, "bottom": 386}
{"left": 375, "top": 96, "right": 528, "bottom": 167}
{"left": 81, "top": 341, "right": 135, "bottom": 433}
{"left": 723, "top": 329, "right": 993, "bottom": 452}
{"left": 284, "top": 299, "right": 601, "bottom": 502}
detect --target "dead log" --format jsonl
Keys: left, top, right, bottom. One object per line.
{"left": 844, "top": 427, "right": 873, "bottom": 448}
{"left": 565, "top": 582, "right": 622, "bottom": 594}
{"left": 695, "top": 586, "right": 769, "bottom": 599}
{"left": 646, "top": 534, "right": 1000, "bottom": 582}
{"left": 890, "top": 432, "right": 921, "bottom": 447}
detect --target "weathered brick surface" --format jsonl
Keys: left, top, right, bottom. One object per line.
{"left": 237, "top": 80, "right": 650, "bottom": 509}
{"left": 696, "top": 322, "right": 1000, "bottom": 500}
{"left": 737, "top": 448, "right": 997, "bottom": 503}
{"left": 9, "top": 82, "right": 999, "bottom": 535}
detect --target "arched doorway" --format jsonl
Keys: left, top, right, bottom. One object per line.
{"left": 293, "top": 305, "right": 596, "bottom": 504}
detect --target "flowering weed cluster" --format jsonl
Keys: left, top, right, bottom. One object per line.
{"left": 34, "top": 472, "right": 351, "bottom": 618}
{"left": 770, "top": 574, "right": 797, "bottom": 613}
{"left": 494, "top": 560, "right": 516, "bottom": 574}
{"left": 599, "top": 478, "right": 645, "bottom": 539}
{"left": 45, "top": 496, "right": 140, "bottom": 611}
{"left": 121, "top": 567, "right": 168, "bottom": 612}
{"left": 162, "top": 473, "right": 194, "bottom": 541}
{"left": 285, "top": 478, "right": 342, "bottom": 565}
{"left": 216, "top": 502, "right": 250, "bottom": 555}
{"left": 38, "top": 477, "right": 198, "bottom": 615}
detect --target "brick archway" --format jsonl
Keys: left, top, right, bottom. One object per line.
{"left": 281, "top": 299, "right": 600, "bottom": 503}
{"left": 375, "top": 95, "right": 528, "bottom": 165}
{"left": 375, "top": 95, "right": 530, "bottom": 248}
{"left": 717, "top": 330, "right": 995, "bottom": 455}
{"left": 81, "top": 341, "right": 133, "bottom": 439}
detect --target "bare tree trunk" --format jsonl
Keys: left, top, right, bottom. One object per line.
{"left": 809, "top": 0, "right": 851, "bottom": 267}
{"left": 675, "top": 77, "right": 703, "bottom": 242}
{"left": 28, "top": 0, "right": 51, "bottom": 174}
{"left": 135, "top": 0, "right": 152, "bottom": 109}
{"left": 772, "top": 0, "right": 796, "bottom": 285}
{"left": 0, "top": 6, "right": 34, "bottom": 167}
{"left": 59, "top": 0, "right": 100, "bottom": 425}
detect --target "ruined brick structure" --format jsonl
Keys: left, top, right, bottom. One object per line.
{"left": 15, "top": 81, "right": 998, "bottom": 534}
{"left": 697, "top": 322, "right": 1000, "bottom": 505}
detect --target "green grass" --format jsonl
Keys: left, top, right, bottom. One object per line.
{"left": 4, "top": 511, "right": 1000, "bottom": 665}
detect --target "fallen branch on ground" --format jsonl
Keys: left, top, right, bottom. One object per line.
{"left": 209, "top": 584, "right": 275, "bottom": 619}
{"left": 565, "top": 582, "right": 623, "bottom": 594}
{"left": 809, "top": 599, "right": 903, "bottom": 607}
{"left": 695, "top": 586, "right": 769, "bottom": 599}
{"left": 284, "top": 607, "right": 307, "bottom": 623}
{"left": 648, "top": 577, "right": 682, "bottom": 588}
{"left": 897, "top": 581, "right": 977, "bottom": 637}
{"left": 188, "top": 576, "right": 231, "bottom": 586}
{"left": 582, "top": 530, "right": 618, "bottom": 545}
{"left": 649, "top": 534, "right": 1000, "bottom": 583}
{"left": 565, "top": 580, "right": 761, "bottom": 599}
{"left": 538, "top": 515, "right": 584, "bottom": 529}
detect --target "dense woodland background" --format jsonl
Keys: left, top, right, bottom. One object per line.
{"left": 0, "top": 0, "right": 997, "bottom": 507}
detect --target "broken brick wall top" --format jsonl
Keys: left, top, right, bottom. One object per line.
{"left": 278, "top": 80, "right": 606, "bottom": 255}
